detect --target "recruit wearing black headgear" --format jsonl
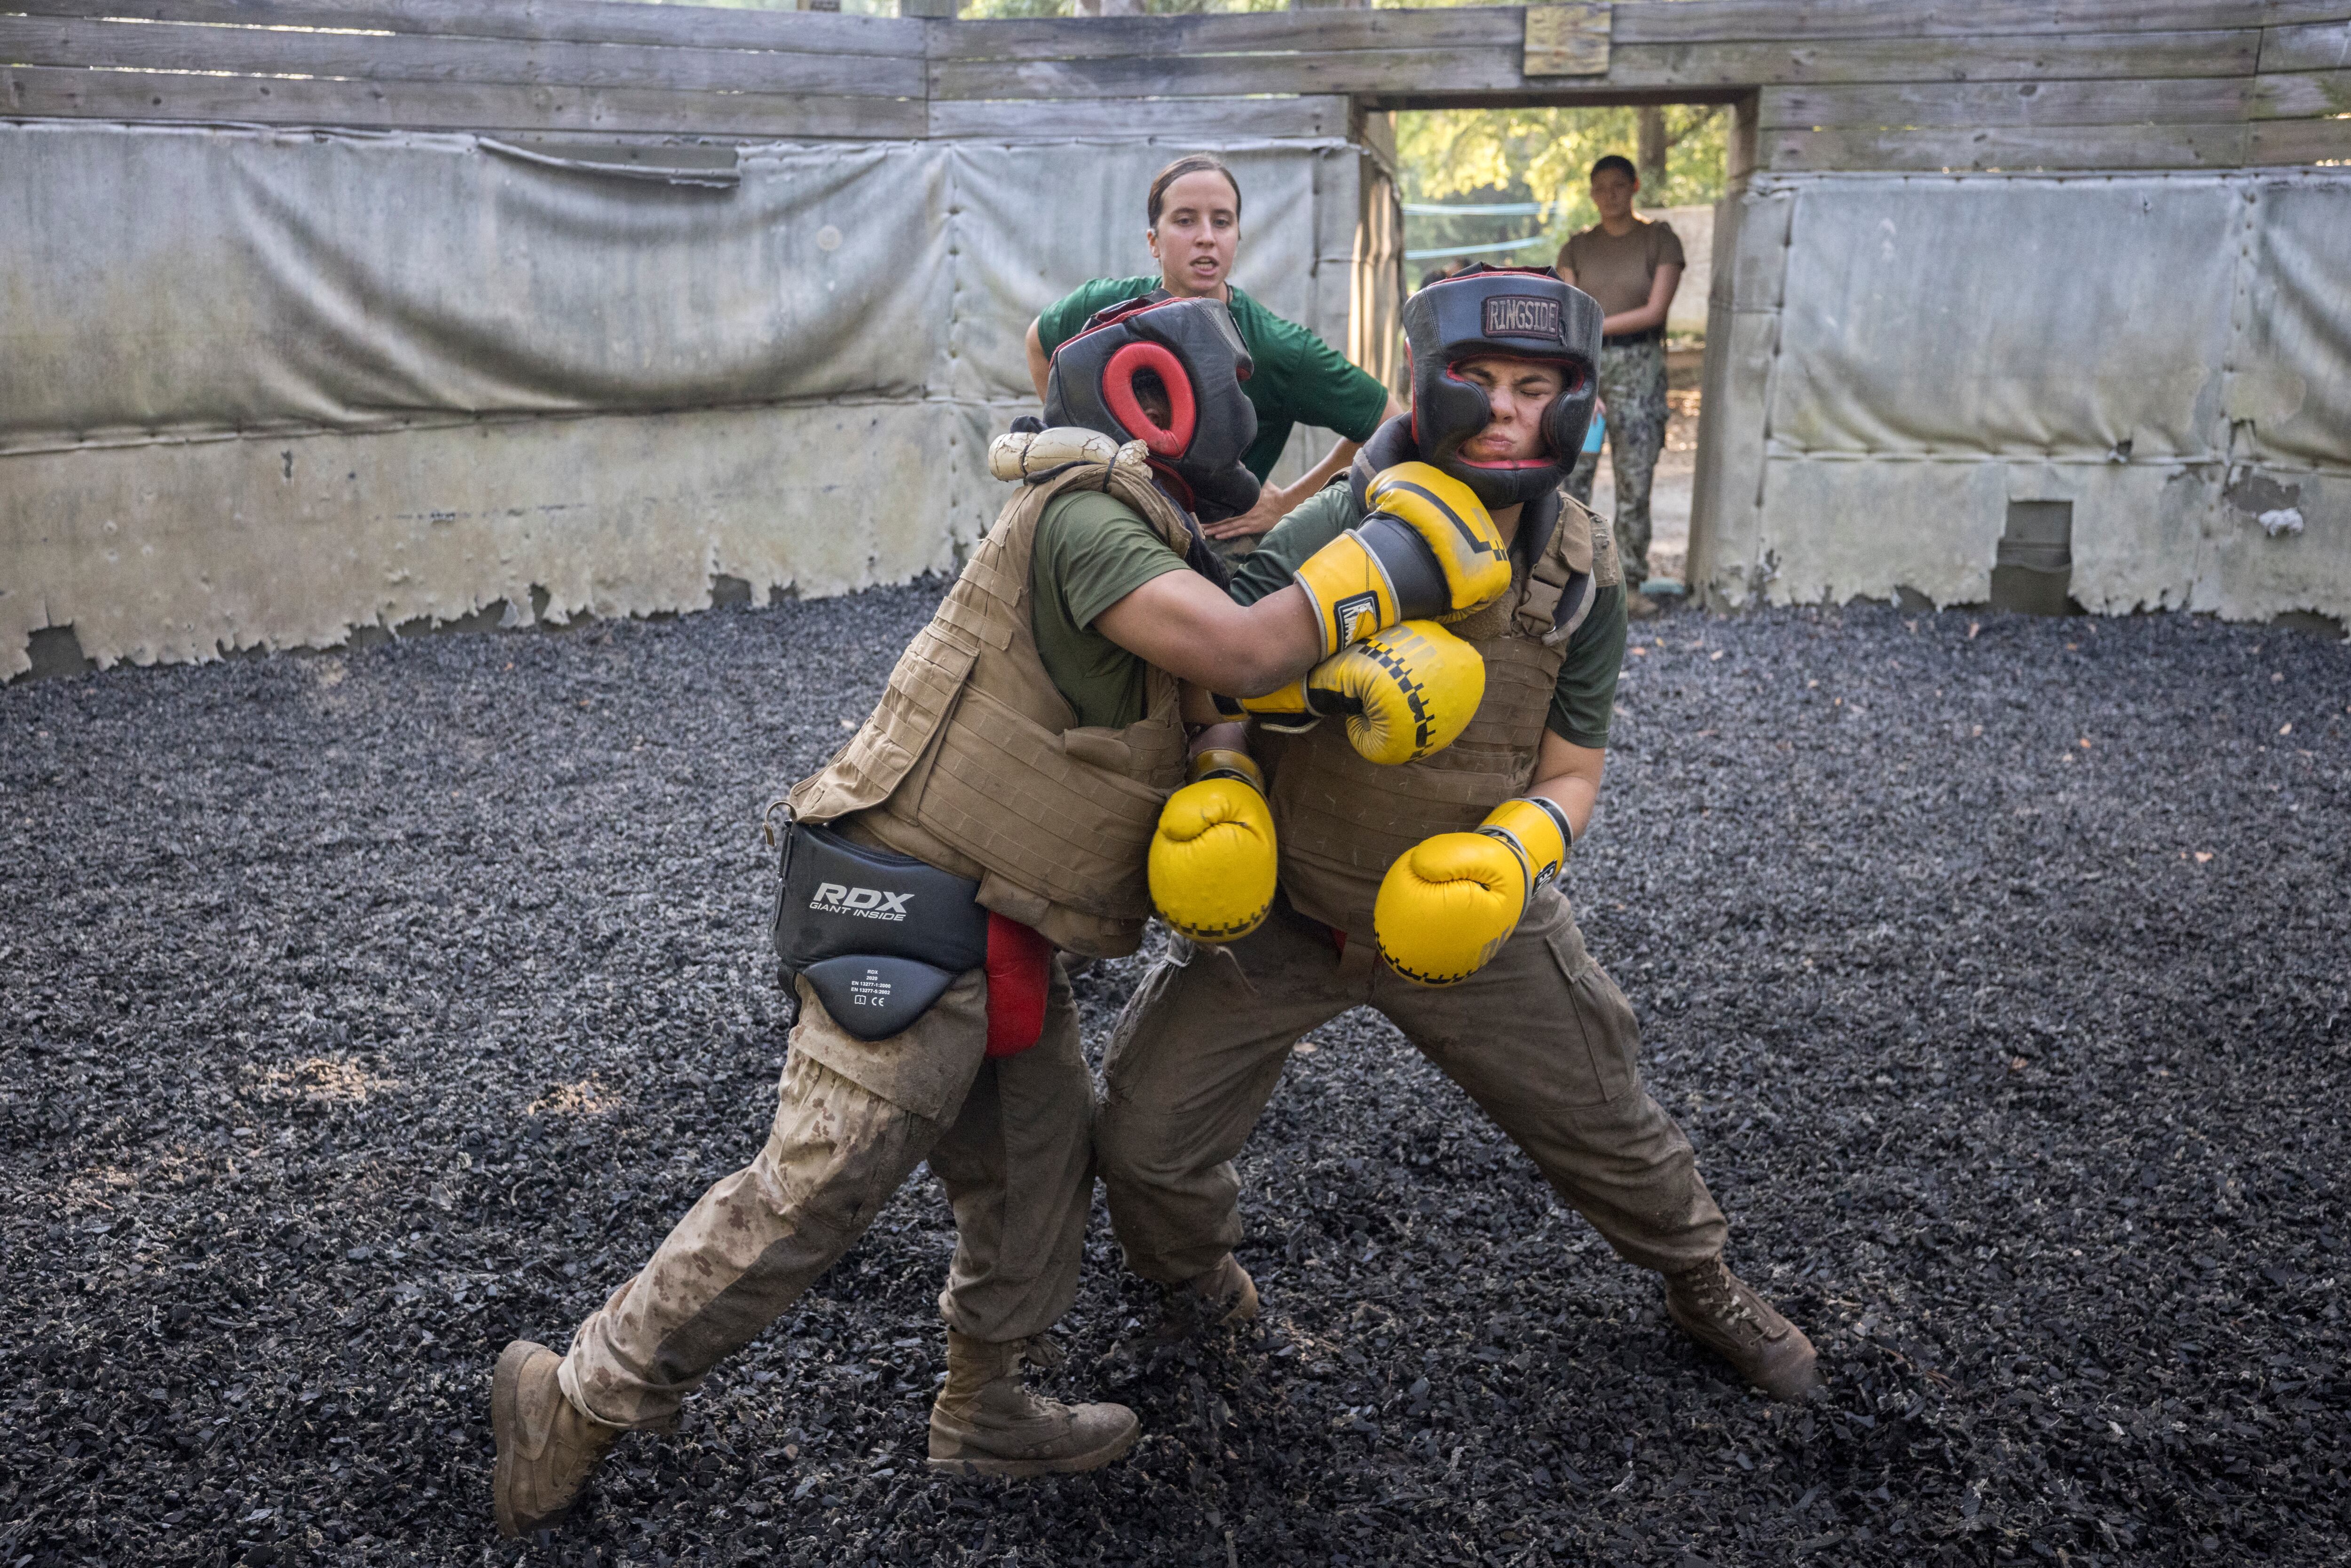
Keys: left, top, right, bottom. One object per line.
{"left": 1043, "top": 295, "right": 1263, "bottom": 525}
{"left": 1373, "top": 265, "right": 1602, "bottom": 510}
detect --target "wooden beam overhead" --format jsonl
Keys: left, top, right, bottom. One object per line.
{"left": 1610, "top": 0, "right": 2288, "bottom": 45}
{"left": 1358, "top": 83, "right": 1751, "bottom": 112}
{"left": 2247, "top": 112, "right": 2351, "bottom": 161}
{"left": 1603, "top": 31, "right": 2261, "bottom": 90}
{"left": 927, "top": 94, "right": 1351, "bottom": 140}
{"left": 0, "top": 15, "right": 926, "bottom": 97}
{"left": 0, "top": 62, "right": 926, "bottom": 136}
{"left": 1759, "top": 77, "right": 2257, "bottom": 131}
{"left": 2258, "top": 21, "right": 2351, "bottom": 73}
{"left": 932, "top": 47, "right": 1537, "bottom": 102}
{"left": 929, "top": 24, "right": 2263, "bottom": 104}
{"left": 1523, "top": 4, "right": 1610, "bottom": 78}
{"left": 2251, "top": 69, "right": 2351, "bottom": 119}
{"left": 10, "top": 0, "right": 928, "bottom": 56}
{"left": 0, "top": 0, "right": 2343, "bottom": 175}
{"left": 923, "top": 8, "right": 1519, "bottom": 63}
{"left": 1767, "top": 120, "right": 2254, "bottom": 173}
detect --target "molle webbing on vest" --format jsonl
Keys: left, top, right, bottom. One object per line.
{"left": 1266, "top": 494, "right": 1597, "bottom": 939}
{"left": 1571, "top": 492, "right": 1623, "bottom": 590}
{"left": 785, "top": 443, "right": 1192, "bottom": 959}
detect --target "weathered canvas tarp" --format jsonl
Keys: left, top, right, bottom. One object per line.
{"left": 0, "top": 131, "right": 941, "bottom": 448}
{"left": 1693, "top": 170, "right": 2350, "bottom": 624}
{"left": 0, "top": 123, "right": 1364, "bottom": 674}
{"left": 2238, "top": 177, "right": 2351, "bottom": 476}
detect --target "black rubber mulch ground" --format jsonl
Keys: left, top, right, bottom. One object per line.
{"left": 2, "top": 593, "right": 2346, "bottom": 1568}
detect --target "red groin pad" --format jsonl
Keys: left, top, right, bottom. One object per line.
{"left": 984, "top": 912, "right": 1051, "bottom": 1058}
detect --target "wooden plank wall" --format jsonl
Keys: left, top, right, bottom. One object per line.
{"left": 1, "top": 0, "right": 934, "bottom": 138}
{"left": 2, "top": 0, "right": 2348, "bottom": 168}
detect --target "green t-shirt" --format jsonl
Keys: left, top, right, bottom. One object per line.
{"left": 1035, "top": 278, "right": 1390, "bottom": 483}
{"left": 1227, "top": 484, "right": 1628, "bottom": 749}
{"left": 1029, "top": 489, "right": 1191, "bottom": 731}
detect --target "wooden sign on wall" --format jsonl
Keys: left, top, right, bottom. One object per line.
{"left": 1524, "top": 2, "right": 1610, "bottom": 78}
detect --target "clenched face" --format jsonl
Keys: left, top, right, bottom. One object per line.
{"left": 1452, "top": 356, "right": 1567, "bottom": 463}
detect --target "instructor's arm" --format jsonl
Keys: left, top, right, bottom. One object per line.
{"left": 1205, "top": 394, "right": 1406, "bottom": 542}
{"left": 1025, "top": 318, "right": 1053, "bottom": 402}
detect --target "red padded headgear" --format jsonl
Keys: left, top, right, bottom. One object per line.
{"left": 1045, "top": 295, "right": 1262, "bottom": 522}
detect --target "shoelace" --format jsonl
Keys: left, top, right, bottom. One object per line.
{"left": 1686, "top": 1265, "right": 1768, "bottom": 1338}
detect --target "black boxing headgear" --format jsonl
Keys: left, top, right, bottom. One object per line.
{"left": 1044, "top": 295, "right": 1262, "bottom": 522}
{"left": 1403, "top": 264, "right": 1601, "bottom": 508}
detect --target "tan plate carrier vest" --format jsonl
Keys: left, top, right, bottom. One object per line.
{"left": 1262, "top": 494, "right": 1620, "bottom": 940}
{"left": 787, "top": 443, "right": 1195, "bottom": 960}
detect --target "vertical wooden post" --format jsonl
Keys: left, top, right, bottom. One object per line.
{"left": 1687, "top": 93, "right": 1775, "bottom": 611}
{"left": 1346, "top": 102, "right": 1402, "bottom": 396}
{"left": 1724, "top": 91, "right": 1758, "bottom": 184}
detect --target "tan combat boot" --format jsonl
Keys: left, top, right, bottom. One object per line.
{"left": 492, "top": 1340, "right": 625, "bottom": 1538}
{"left": 927, "top": 1332, "right": 1140, "bottom": 1477}
{"left": 1153, "top": 1253, "right": 1260, "bottom": 1344}
{"left": 1663, "top": 1258, "right": 1823, "bottom": 1402}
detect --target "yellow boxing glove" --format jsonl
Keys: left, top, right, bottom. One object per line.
{"left": 1291, "top": 463, "right": 1512, "bottom": 656}
{"left": 1232, "top": 620, "right": 1485, "bottom": 765}
{"left": 1373, "top": 796, "right": 1572, "bottom": 986}
{"left": 1148, "top": 749, "right": 1277, "bottom": 944}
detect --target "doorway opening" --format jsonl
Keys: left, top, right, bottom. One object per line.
{"left": 1376, "top": 99, "right": 1744, "bottom": 599}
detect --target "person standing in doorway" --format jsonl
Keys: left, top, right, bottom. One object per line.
{"left": 1026, "top": 154, "right": 1404, "bottom": 549}
{"left": 1558, "top": 154, "right": 1683, "bottom": 618}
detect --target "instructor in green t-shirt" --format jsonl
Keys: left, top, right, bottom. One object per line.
{"left": 1025, "top": 153, "right": 1404, "bottom": 545}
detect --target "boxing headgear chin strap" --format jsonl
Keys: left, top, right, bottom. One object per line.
{"left": 1402, "top": 264, "right": 1602, "bottom": 510}
{"left": 1044, "top": 295, "right": 1262, "bottom": 524}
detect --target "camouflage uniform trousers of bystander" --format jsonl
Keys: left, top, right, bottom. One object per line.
{"left": 1566, "top": 334, "right": 1670, "bottom": 585}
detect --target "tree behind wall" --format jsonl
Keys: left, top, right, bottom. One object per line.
{"left": 1397, "top": 103, "right": 1727, "bottom": 257}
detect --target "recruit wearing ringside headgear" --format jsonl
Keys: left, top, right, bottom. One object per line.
{"left": 1356, "top": 261, "right": 1602, "bottom": 510}
{"left": 1092, "top": 263, "right": 1828, "bottom": 1406}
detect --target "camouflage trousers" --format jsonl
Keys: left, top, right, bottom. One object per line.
{"left": 558, "top": 963, "right": 1095, "bottom": 1429}
{"left": 1567, "top": 334, "right": 1670, "bottom": 585}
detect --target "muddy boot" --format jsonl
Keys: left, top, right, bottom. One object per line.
{"left": 492, "top": 1340, "right": 625, "bottom": 1539}
{"left": 1625, "top": 589, "right": 1661, "bottom": 621}
{"left": 1663, "top": 1258, "right": 1822, "bottom": 1402}
{"left": 1152, "top": 1253, "right": 1260, "bottom": 1344}
{"left": 927, "top": 1332, "right": 1139, "bottom": 1477}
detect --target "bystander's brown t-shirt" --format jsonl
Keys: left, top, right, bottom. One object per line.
{"left": 1559, "top": 218, "right": 1686, "bottom": 318}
